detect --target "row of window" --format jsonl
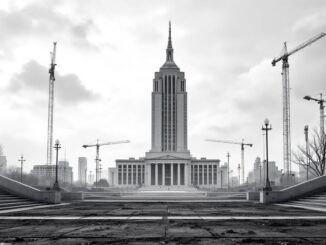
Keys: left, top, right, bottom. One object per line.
{"left": 117, "top": 165, "right": 145, "bottom": 185}
{"left": 153, "top": 76, "right": 185, "bottom": 93}
{"left": 191, "top": 165, "right": 220, "bottom": 185}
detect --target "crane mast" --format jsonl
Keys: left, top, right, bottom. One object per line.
{"left": 205, "top": 139, "right": 253, "bottom": 185}
{"left": 272, "top": 33, "right": 325, "bottom": 180}
{"left": 46, "top": 42, "right": 57, "bottom": 165}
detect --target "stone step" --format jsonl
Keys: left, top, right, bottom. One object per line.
{"left": 0, "top": 203, "right": 41, "bottom": 210}
{"left": 0, "top": 194, "right": 15, "bottom": 198}
{"left": 0, "top": 198, "right": 29, "bottom": 203}
{"left": 0, "top": 201, "right": 35, "bottom": 207}
{"left": 291, "top": 200, "right": 326, "bottom": 207}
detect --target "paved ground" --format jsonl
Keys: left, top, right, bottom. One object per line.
{"left": 0, "top": 201, "right": 326, "bottom": 244}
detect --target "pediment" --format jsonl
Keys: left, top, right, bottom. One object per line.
{"left": 146, "top": 154, "right": 190, "bottom": 161}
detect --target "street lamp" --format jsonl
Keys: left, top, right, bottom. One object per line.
{"left": 226, "top": 152, "right": 230, "bottom": 192}
{"left": 237, "top": 164, "right": 240, "bottom": 186}
{"left": 18, "top": 155, "right": 26, "bottom": 183}
{"left": 304, "top": 125, "right": 309, "bottom": 181}
{"left": 303, "top": 94, "right": 325, "bottom": 137}
{"left": 53, "top": 139, "right": 61, "bottom": 190}
{"left": 262, "top": 118, "right": 272, "bottom": 191}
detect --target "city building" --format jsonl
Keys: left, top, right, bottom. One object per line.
{"left": 110, "top": 23, "right": 221, "bottom": 189}
{"left": 31, "top": 161, "right": 73, "bottom": 186}
{"left": 78, "top": 157, "right": 87, "bottom": 185}
{"left": 0, "top": 145, "right": 7, "bottom": 174}
{"left": 247, "top": 157, "right": 282, "bottom": 186}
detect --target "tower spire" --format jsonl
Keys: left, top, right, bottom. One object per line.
{"left": 166, "top": 21, "right": 174, "bottom": 61}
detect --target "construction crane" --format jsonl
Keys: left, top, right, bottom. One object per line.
{"left": 206, "top": 139, "right": 253, "bottom": 185}
{"left": 82, "top": 140, "right": 130, "bottom": 187}
{"left": 46, "top": 42, "right": 57, "bottom": 165}
{"left": 272, "top": 32, "right": 325, "bottom": 179}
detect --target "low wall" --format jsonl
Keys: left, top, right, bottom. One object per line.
{"left": 247, "top": 191, "right": 260, "bottom": 201}
{"left": 61, "top": 192, "right": 84, "bottom": 201}
{"left": 0, "top": 175, "right": 61, "bottom": 204}
{"left": 260, "top": 175, "right": 326, "bottom": 204}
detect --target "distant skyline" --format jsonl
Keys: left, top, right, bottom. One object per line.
{"left": 0, "top": 0, "right": 326, "bottom": 180}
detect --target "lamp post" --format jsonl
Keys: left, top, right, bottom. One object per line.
{"left": 53, "top": 139, "right": 61, "bottom": 190}
{"left": 237, "top": 164, "right": 240, "bottom": 186}
{"left": 18, "top": 155, "right": 26, "bottom": 183}
{"left": 259, "top": 162, "right": 262, "bottom": 186}
{"left": 262, "top": 118, "right": 272, "bottom": 191}
{"left": 304, "top": 125, "right": 309, "bottom": 181}
{"left": 226, "top": 152, "right": 230, "bottom": 192}
{"left": 304, "top": 94, "right": 325, "bottom": 137}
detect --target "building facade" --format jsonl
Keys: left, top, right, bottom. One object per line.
{"left": 78, "top": 157, "right": 87, "bottom": 185}
{"left": 247, "top": 157, "right": 282, "bottom": 186}
{"left": 31, "top": 161, "right": 73, "bottom": 186}
{"left": 0, "top": 145, "right": 7, "bottom": 174}
{"left": 110, "top": 23, "right": 221, "bottom": 189}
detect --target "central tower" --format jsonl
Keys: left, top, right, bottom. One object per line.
{"left": 149, "top": 22, "right": 189, "bottom": 156}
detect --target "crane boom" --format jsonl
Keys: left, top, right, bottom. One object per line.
{"left": 205, "top": 139, "right": 253, "bottom": 147}
{"left": 83, "top": 140, "right": 130, "bottom": 148}
{"left": 272, "top": 32, "right": 325, "bottom": 66}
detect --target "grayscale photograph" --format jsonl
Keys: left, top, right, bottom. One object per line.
{"left": 0, "top": 0, "right": 325, "bottom": 244}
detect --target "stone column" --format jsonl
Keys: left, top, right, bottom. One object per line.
{"left": 126, "top": 164, "right": 129, "bottom": 185}
{"left": 202, "top": 165, "right": 204, "bottom": 186}
{"left": 147, "top": 164, "right": 151, "bottom": 186}
{"left": 185, "top": 164, "right": 188, "bottom": 186}
{"left": 163, "top": 164, "right": 165, "bottom": 185}
{"left": 178, "top": 163, "right": 180, "bottom": 186}
{"left": 136, "top": 164, "right": 138, "bottom": 185}
{"left": 121, "top": 164, "right": 124, "bottom": 186}
{"left": 197, "top": 165, "right": 199, "bottom": 186}
{"left": 211, "top": 164, "right": 214, "bottom": 186}
{"left": 131, "top": 164, "right": 134, "bottom": 185}
{"left": 155, "top": 163, "right": 158, "bottom": 185}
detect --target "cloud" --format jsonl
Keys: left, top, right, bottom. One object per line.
{"left": 0, "top": 1, "right": 98, "bottom": 58}
{"left": 8, "top": 60, "right": 98, "bottom": 105}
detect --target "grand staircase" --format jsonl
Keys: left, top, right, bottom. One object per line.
{"left": 0, "top": 189, "right": 44, "bottom": 213}
{"left": 84, "top": 190, "right": 247, "bottom": 201}
{"left": 277, "top": 190, "right": 326, "bottom": 212}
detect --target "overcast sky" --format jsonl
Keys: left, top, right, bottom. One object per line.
{"left": 0, "top": 0, "right": 325, "bottom": 180}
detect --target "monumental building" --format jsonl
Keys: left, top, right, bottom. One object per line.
{"left": 109, "top": 23, "right": 221, "bottom": 189}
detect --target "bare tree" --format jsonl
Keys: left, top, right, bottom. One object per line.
{"left": 293, "top": 129, "right": 326, "bottom": 177}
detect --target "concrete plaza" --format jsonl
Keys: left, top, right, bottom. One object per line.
{"left": 0, "top": 201, "right": 326, "bottom": 244}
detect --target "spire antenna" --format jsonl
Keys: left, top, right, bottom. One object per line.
{"left": 166, "top": 21, "right": 174, "bottom": 61}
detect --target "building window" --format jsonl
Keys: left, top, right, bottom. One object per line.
{"left": 180, "top": 164, "right": 185, "bottom": 185}
{"left": 128, "top": 165, "right": 132, "bottom": 185}
{"left": 204, "top": 165, "right": 207, "bottom": 185}
{"left": 208, "top": 165, "right": 212, "bottom": 185}
{"left": 133, "top": 165, "right": 137, "bottom": 185}
{"left": 151, "top": 164, "right": 155, "bottom": 185}
{"left": 138, "top": 165, "right": 142, "bottom": 185}
{"left": 181, "top": 80, "right": 184, "bottom": 92}
{"left": 118, "top": 165, "right": 122, "bottom": 185}
{"left": 123, "top": 165, "right": 127, "bottom": 185}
